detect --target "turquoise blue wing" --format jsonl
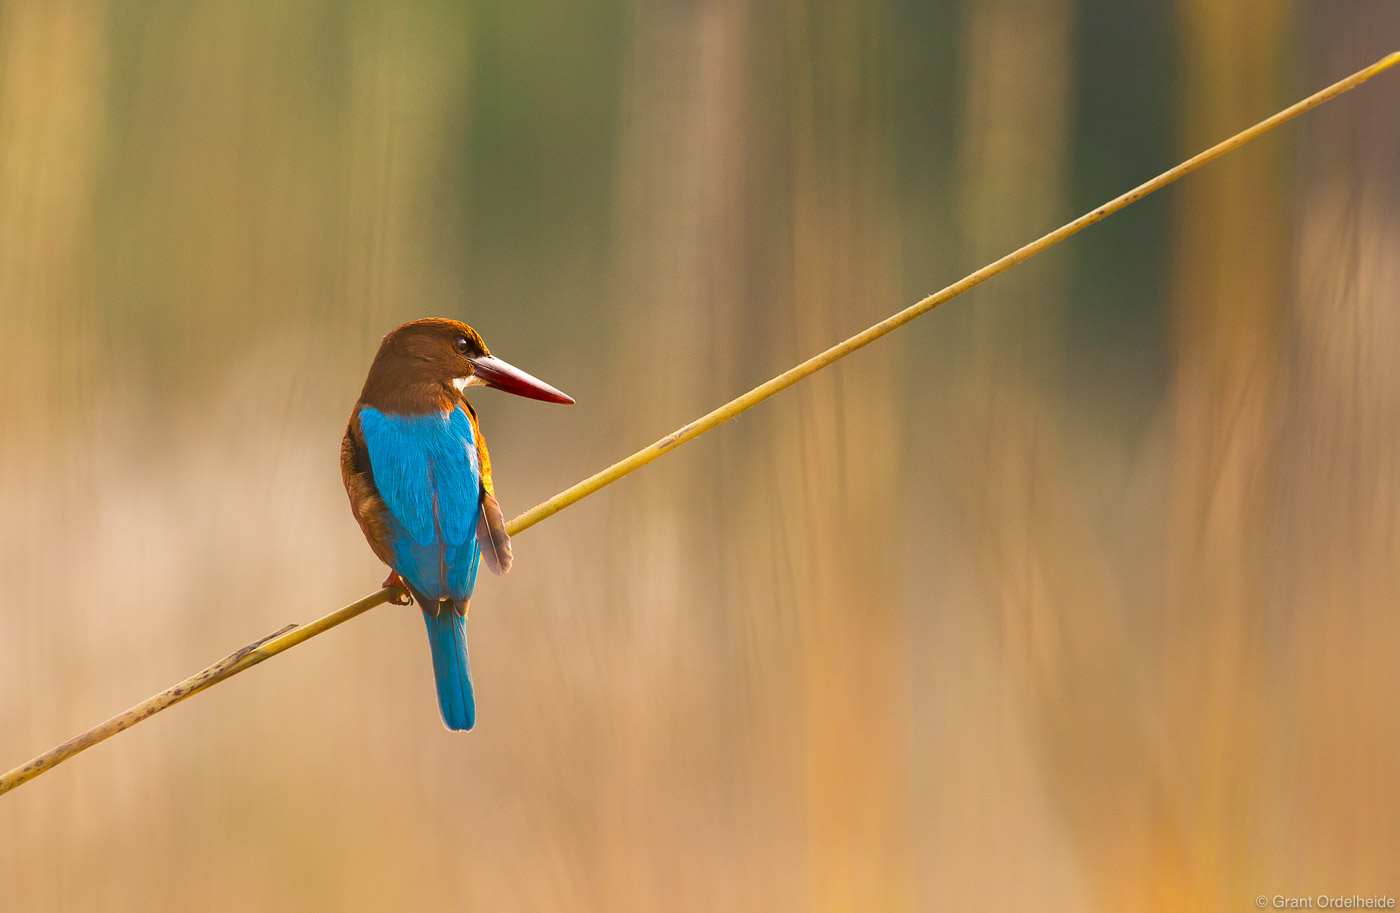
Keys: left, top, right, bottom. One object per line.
{"left": 357, "top": 406, "right": 483, "bottom": 602}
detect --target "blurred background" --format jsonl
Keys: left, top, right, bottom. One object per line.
{"left": 2, "top": 0, "right": 1398, "bottom": 909}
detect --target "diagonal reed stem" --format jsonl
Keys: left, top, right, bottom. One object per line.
{"left": 2, "top": 49, "right": 1396, "bottom": 799}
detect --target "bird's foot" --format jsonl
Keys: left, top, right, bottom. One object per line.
{"left": 382, "top": 572, "right": 413, "bottom": 606}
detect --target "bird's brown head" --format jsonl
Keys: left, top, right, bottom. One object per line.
{"left": 359, "top": 318, "right": 574, "bottom": 414}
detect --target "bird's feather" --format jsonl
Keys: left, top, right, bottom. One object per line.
{"left": 461, "top": 400, "right": 511, "bottom": 574}
{"left": 423, "top": 608, "right": 475, "bottom": 731}
{"left": 357, "top": 405, "right": 482, "bottom": 601}
{"left": 477, "top": 489, "right": 513, "bottom": 575}
{"left": 462, "top": 400, "right": 496, "bottom": 496}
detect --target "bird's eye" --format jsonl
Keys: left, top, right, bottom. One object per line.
{"left": 453, "top": 337, "right": 470, "bottom": 355}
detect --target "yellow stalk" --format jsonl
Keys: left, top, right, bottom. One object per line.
{"left": 1, "top": 49, "right": 1396, "bottom": 799}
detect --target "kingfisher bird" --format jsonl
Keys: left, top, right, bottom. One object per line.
{"left": 342, "top": 318, "right": 573, "bottom": 731}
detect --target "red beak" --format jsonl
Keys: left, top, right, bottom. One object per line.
{"left": 469, "top": 355, "right": 575, "bottom": 404}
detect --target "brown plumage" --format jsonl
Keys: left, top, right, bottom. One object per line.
{"left": 477, "top": 489, "right": 513, "bottom": 575}
{"left": 355, "top": 318, "right": 489, "bottom": 416}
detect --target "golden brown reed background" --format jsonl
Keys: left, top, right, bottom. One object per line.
{"left": 2, "top": 1, "right": 1398, "bottom": 910}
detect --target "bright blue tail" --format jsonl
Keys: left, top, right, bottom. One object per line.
{"left": 423, "top": 609, "right": 475, "bottom": 731}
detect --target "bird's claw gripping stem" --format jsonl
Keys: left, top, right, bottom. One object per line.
{"left": 382, "top": 572, "right": 413, "bottom": 605}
